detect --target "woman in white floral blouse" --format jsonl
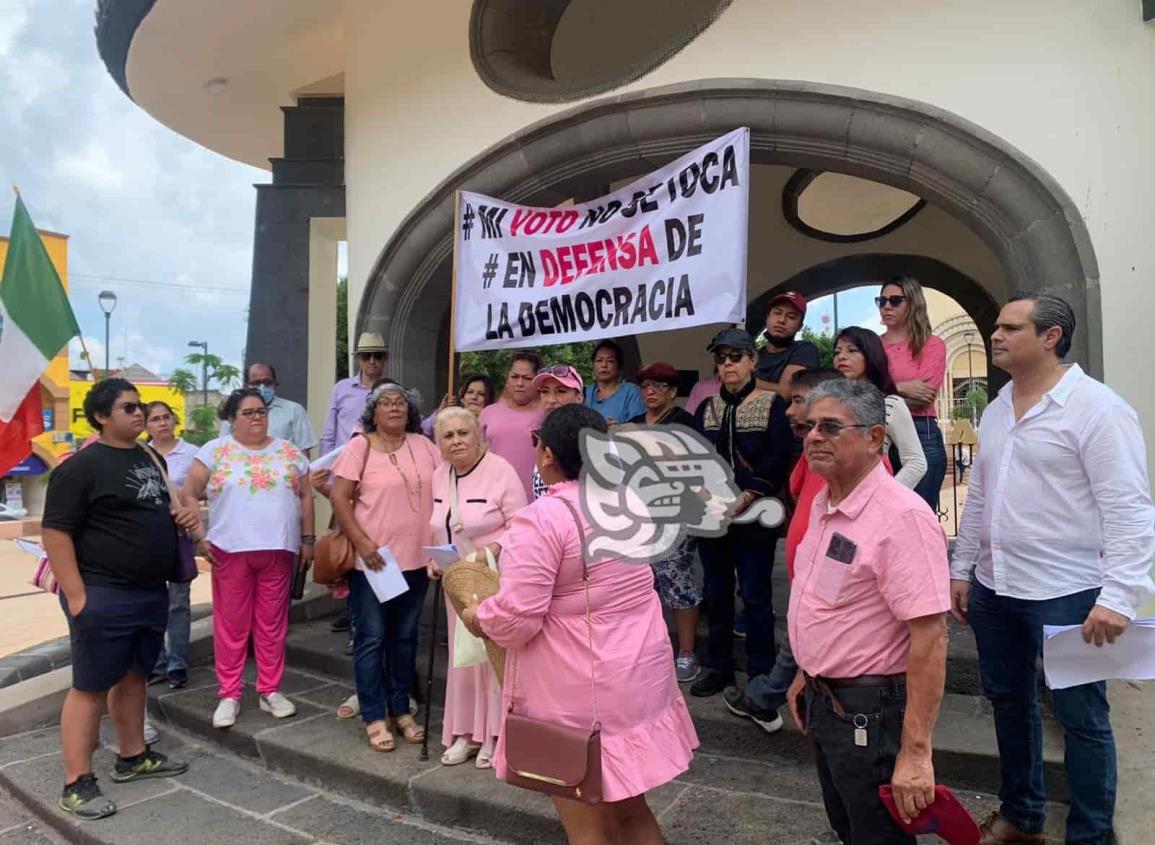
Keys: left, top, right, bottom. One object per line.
{"left": 182, "top": 388, "right": 314, "bottom": 730}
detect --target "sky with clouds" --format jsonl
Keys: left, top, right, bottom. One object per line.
{"left": 0, "top": 0, "right": 267, "bottom": 379}
{"left": 0, "top": 0, "right": 880, "bottom": 385}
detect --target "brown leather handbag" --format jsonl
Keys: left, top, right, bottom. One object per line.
{"left": 313, "top": 435, "right": 370, "bottom": 586}
{"left": 502, "top": 497, "right": 603, "bottom": 804}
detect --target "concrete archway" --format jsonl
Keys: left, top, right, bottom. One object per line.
{"left": 359, "top": 79, "right": 1100, "bottom": 400}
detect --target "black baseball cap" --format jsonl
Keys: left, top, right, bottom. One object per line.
{"left": 707, "top": 327, "right": 756, "bottom": 353}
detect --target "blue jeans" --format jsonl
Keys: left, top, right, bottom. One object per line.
{"left": 745, "top": 630, "right": 796, "bottom": 710}
{"left": 911, "top": 417, "right": 946, "bottom": 512}
{"left": 153, "top": 581, "right": 192, "bottom": 676}
{"left": 969, "top": 580, "right": 1115, "bottom": 844}
{"left": 699, "top": 522, "right": 777, "bottom": 679}
{"left": 347, "top": 568, "right": 429, "bottom": 722}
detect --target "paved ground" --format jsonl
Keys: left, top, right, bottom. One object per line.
{"left": 0, "top": 541, "right": 212, "bottom": 658}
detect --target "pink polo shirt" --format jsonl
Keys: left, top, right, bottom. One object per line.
{"left": 788, "top": 461, "right": 949, "bottom": 678}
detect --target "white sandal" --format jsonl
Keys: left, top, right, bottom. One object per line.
{"left": 336, "top": 693, "right": 360, "bottom": 720}
{"left": 441, "top": 736, "right": 481, "bottom": 766}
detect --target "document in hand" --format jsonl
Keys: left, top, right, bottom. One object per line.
{"left": 309, "top": 444, "right": 347, "bottom": 473}
{"left": 1042, "top": 619, "right": 1155, "bottom": 690}
{"left": 422, "top": 544, "right": 461, "bottom": 569}
{"left": 362, "top": 546, "right": 410, "bottom": 603}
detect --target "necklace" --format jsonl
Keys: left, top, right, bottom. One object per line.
{"left": 385, "top": 436, "right": 423, "bottom": 513}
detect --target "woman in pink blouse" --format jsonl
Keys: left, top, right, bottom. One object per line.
{"left": 878, "top": 275, "right": 948, "bottom": 512}
{"left": 428, "top": 407, "right": 527, "bottom": 769}
{"left": 462, "top": 404, "right": 698, "bottom": 845}
{"left": 331, "top": 382, "right": 439, "bottom": 752}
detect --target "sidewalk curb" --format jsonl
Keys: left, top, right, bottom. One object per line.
{"left": 0, "top": 585, "right": 339, "bottom": 738}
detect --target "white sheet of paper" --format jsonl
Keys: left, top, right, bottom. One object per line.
{"left": 361, "top": 546, "right": 410, "bottom": 604}
{"left": 422, "top": 544, "right": 461, "bottom": 569}
{"left": 309, "top": 444, "right": 347, "bottom": 473}
{"left": 1043, "top": 619, "right": 1155, "bottom": 689}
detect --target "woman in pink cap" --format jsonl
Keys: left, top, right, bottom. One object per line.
{"left": 462, "top": 404, "right": 698, "bottom": 845}
{"left": 529, "top": 364, "right": 584, "bottom": 499}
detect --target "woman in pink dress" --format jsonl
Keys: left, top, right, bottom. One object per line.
{"left": 428, "top": 407, "right": 527, "bottom": 768}
{"left": 463, "top": 404, "right": 698, "bottom": 845}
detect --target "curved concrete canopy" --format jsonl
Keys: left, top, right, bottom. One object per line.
{"left": 361, "top": 78, "right": 1101, "bottom": 400}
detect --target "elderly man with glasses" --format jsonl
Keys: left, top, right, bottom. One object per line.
{"left": 320, "top": 332, "right": 389, "bottom": 456}
{"left": 785, "top": 378, "right": 950, "bottom": 845}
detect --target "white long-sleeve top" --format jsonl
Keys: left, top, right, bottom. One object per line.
{"left": 884, "top": 394, "right": 927, "bottom": 490}
{"left": 950, "top": 365, "right": 1155, "bottom": 618}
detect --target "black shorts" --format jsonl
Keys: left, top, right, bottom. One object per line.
{"left": 60, "top": 584, "right": 168, "bottom": 692}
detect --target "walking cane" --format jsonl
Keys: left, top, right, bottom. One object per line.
{"left": 419, "top": 577, "right": 442, "bottom": 761}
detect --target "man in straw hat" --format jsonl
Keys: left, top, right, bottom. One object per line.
{"left": 321, "top": 332, "right": 388, "bottom": 455}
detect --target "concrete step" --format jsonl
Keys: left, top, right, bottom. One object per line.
{"left": 138, "top": 665, "right": 1070, "bottom": 845}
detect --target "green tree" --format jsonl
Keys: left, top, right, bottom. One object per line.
{"left": 167, "top": 368, "right": 198, "bottom": 394}
{"left": 214, "top": 363, "right": 241, "bottom": 389}
{"left": 801, "top": 326, "right": 835, "bottom": 368}
{"left": 184, "top": 352, "right": 243, "bottom": 393}
{"left": 458, "top": 342, "right": 598, "bottom": 398}
{"left": 336, "top": 276, "right": 349, "bottom": 380}
{"left": 952, "top": 386, "right": 988, "bottom": 425}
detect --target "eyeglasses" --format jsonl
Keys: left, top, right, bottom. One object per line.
{"left": 875, "top": 295, "right": 907, "bottom": 309}
{"left": 239, "top": 407, "right": 269, "bottom": 419}
{"left": 147, "top": 413, "right": 173, "bottom": 424}
{"left": 116, "top": 402, "right": 145, "bottom": 415}
{"left": 713, "top": 350, "right": 748, "bottom": 364}
{"left": 801, "top": 420, "right": 879, "bottom": 437}
{"left": 640, "top": 380, "right": 674, "bottom": 391}
{"left": 531, "top": 430, "right": 541, "bottom": 448}
{"left": 359, "top": 351, "right": 386, "bottom": 361}
{"left": 376, "top": 400, "right": 408, "bottom": 410}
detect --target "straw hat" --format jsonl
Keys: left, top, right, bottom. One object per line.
{"left": 443, "top": 561, "right": 506, "bottom": 683}
{"left": 354, "top": 331, "right": 387, "bottom": 353}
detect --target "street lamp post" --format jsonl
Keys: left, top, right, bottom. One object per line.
{"left": 188, "top": 340, "right": 209, "bottom": 408}
{"left": 97, "top": 291, "right": 118, "bottom": 379}
{"left": 963, "top": 330, "right": 976, "bottom": 425}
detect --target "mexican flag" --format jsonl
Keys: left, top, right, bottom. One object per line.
{"left": 0, "top": 196, "right": 80, "bottom": 475}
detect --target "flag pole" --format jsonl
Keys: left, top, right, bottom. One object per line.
{"left": 448, "top": 191, "right": 461, "bottom": 400}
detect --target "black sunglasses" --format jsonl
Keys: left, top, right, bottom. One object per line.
{"left": 359, "top": 351, "right": 386, "bottom": 361}
{"left": 116, "top": 401, "right": 145, "bottom": 415}
{"left": 875, "top": 295, "right": 907, "bottom": 308}
{"left": 801, "top": 420, "right": 879, "bottom": 437}
{"left": 539, "top": 365, "right": 575, "bottom": 378}
{"left": 713, "top": 350, "right": 748, "bottom": 364}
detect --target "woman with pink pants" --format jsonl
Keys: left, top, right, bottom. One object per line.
{"left": 183, "top": 388, "right": 315, "bottom": 730}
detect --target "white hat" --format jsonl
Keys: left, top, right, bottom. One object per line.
{"left": 355, "top": 332, "right": 387, "bottom": 353}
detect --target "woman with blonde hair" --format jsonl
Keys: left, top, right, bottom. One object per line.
{"left": 428, "top": 406, "right": 526, "bottom": 768}
{"left": 877, "top": 275, "right": 948, "bottom": 511}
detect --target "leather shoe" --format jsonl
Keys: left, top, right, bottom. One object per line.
{"left": 978, "top": 811, "right": 1045, "bottom": 844}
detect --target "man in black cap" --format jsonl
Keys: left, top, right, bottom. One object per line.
{"left": 692, "top": 328, "right": 793, "bottom": 699}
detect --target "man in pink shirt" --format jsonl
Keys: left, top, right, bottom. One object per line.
{"left": 786, "top": 379, "right": 950, "bottom": 845}
{"left": 478, "top": 352, "right": 545, "bottom": 500}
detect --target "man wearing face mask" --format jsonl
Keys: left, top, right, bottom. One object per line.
{"left": 221, "top": 363, "right": 317, "bottom": 456}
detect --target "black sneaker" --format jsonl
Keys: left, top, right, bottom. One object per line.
{"left": 60, "top": 773, "right": 117, "bottom": 820}
{"left": 110, "top": 749, "right": 188, "bottom": 783}
{"left": 690, "top": 669, "right": 733, "bottom": 698}
{"left": 167, "top": 669, "right": 188, "bottom": 690}
{"left": 723, "top": 687, "right": 784, "bottom": 734}
{"left": 330, "top": 613, "right": 351, "bottom": 633}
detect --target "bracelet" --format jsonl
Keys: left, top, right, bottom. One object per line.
{"left": 301, "top": 534, "right": 317, "bottom": 544}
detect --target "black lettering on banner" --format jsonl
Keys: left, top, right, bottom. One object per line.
{"left": 517, "top": 303, "right": 535, "bottom": 336}
{"left": 550, "top": 295, "right": 576, "bottom": 333}
{"left": 595, "top": 289, "right": 613, "bottom": 328}
{"left": 630, "top": 284, "right": 648, "bottom": 324}
{"left": 485, "top": 303, "right": 514, "bottom": 340}
{"left": 720, "top": 145, "right": 739, "bottom": 190}
{"left": 534, "top": 300, "right": 555, "bottom": 335}
{"left": 502, "top": 252, "right": 536, "bottom": 288}
{"left": 478, "top": 205, "right": 508, "bottom": 239}
{"left": 575, "top": 292, "right": 596, "bottom": 329}
{"left": 673, "top": 274, "right": 695, "bottom": 317}
{"left": 700, "top": 152, "right": 719, "bottom": 193}
{"left": 612, "top": 287, "right": 631, "bottom": 327}
{"left": 664, "top": 215, "right": 705, "bottom": 260}
{"left": 678, "top": 163, "right": 701, "bottom": 199}
{"left": 648, "top": 278, "right": 666, "bottom": 320}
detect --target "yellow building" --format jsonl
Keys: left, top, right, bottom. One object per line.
{"left": 68, "top": 369, "right": 186, "bottom": 440}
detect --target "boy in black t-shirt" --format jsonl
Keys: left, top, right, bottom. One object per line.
{"left": 41, "top": 379, "right": 199, "bottom": 820}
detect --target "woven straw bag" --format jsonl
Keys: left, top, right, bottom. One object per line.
{"left": 442, "top": 558, "right": 505, "bottom": 683}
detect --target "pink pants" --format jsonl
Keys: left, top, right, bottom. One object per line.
{"left": 211, "top": 546, "right": 293, "bottom": 700}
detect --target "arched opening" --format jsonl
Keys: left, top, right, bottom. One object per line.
{"left": 358, "top": 79, "right": 1100, "bottom": 405}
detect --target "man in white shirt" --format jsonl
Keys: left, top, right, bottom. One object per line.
{"left": 950, "top": 292, "right": 1155, "bottom": 845}
{"left": 221, "top": 363, "right": 318, "bottom": 456}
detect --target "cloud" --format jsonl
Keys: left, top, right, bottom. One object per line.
{"left": 52, "top": 140, "right": 126, "bottom": 194}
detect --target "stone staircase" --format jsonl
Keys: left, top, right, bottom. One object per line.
{"left": 0, "top": 545, "right": 1076, "bottom": 844}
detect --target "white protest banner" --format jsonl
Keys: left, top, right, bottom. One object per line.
{"left": 453, "top": 127, "right": 749, "bottom": 352}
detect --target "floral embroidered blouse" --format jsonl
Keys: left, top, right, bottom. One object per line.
{"left": 193, "top": 436, "right": 310, "bottom": 554}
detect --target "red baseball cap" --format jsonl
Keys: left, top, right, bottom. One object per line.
{"left": 879, "top": 785, "right": 980, "bottom": 845}
{"left": 768, "top": 291, "right": 807, "bottom": 317}
{"left": 532, "top": 365, "right": 584, "bottom": 393}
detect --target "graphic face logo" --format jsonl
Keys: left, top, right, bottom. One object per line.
{"left": 579, "top": 424, "right": 785, "bottom": 562}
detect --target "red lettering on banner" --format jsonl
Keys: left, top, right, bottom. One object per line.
{"left": 537, "top": 225, "right": 660, "bottom": 287}
{"left": 511, "top": 208, "right": 581, "bottom": 237}
{"left": 511, "top": 209, "right": 532, "bottom": 237}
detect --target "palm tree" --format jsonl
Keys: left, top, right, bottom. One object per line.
{"left": 167, "top": 368, "right": 199, "bottom": 394}
{"left": 213, "top": 363, "right": 241, "bottom": 389}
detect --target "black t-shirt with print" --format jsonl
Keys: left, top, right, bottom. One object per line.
{"left": 42, "top": 443, "right": 179, "bottom": 589}
{"left": 755, "top": 340, "right": 821, "bottom": 384}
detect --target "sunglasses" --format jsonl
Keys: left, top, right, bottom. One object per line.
{"left": 875, "top": 295, "right": 907, "bottom": 308}
{"left": 713, "top": 350, "right": 748, "bottom": 364}
{"left": 640, "top": 380, "right": 675, "bottom": 391}
{"left": 539, "top": 364, "right": 575, "bottom": 378}
{"left": 801, "top": 420, "right": 878, "bottom": 437}
{"left": 116, "top": 402, "right": 145, "bottom": 415}
{"left": 239, "top": 407, "right": 269, "bottom": 419}
{"left": 359, "top": 351, "right": 386, "bottom": 361}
